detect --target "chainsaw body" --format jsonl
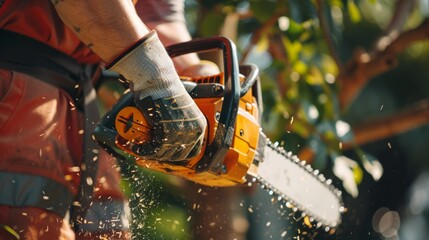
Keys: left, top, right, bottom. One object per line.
{"left": 94, "top": 37, "right": 345, "bottom": 228}
{"left": 94, "top": 36, "right": 262, "bottom": 187}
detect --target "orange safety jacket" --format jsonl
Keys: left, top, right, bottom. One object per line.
{"left": 0, "top": 0, "right": 100, "bottom": 65}
{"left": 0, "top": 0, "right": 129, "bottom": 234}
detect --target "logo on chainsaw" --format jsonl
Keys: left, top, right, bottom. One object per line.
{"left": 115, "top": 106, "right": 152, "bottom": 142}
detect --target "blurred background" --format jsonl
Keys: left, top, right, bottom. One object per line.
{"left": 105, "top": 0, "right": 429, "bottom": 239}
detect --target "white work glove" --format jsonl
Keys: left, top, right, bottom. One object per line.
{"left": 108, "top": 31, "right": 206, "bottom": 161}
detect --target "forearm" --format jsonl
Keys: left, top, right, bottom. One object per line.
{"left": 135, "top": 0, "right": 200, "bottom": 73}
{"left": 51, "top": 0, "right": 148, "bottom": 63}
{"left": 148, "top": 22, "right": 200, "bottom": 73}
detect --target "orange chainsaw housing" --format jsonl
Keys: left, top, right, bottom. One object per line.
{"left": 114, "top": 74, "right": 260, "bottom": 187}
{"left": 94, "top": 36, "right": 262, "bottom": 187}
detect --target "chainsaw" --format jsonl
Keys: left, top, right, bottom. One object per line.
{"left": 93, "top": 36, "right": 344, "bottom": 229}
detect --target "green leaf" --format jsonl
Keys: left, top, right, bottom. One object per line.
{"left": 286, "top": 79, "right": 299, "bottom": 99}
{"left": 353, "top": 163, "right": 363, "bottom": 184}
{"left": 347, "top": 0, "right": 361, "bottom": 23}
{"left": 293, "top": 60, "right": 308, "bottom": 75}
{"left": 305, "top": 66, "right": 324, "bottom": 85}
{"left": 255, "top": 34, "right": 270, "bottom": 53}
{"left": 321, "top": 54, "right": 339, "bottom": 76}
{"left": 286, "top": 19, "right": 305, "bottom": 41}
{"left": 333, "top": 155, "right": 361, "bottom": 198}
{"left": 0, "top": 224, "right": 20, "bottom": 239}
{"left": 199, "top": 11, "right": 225, "bottom": 37}
{"left": 329, "top": 0, "right": 344, "bottom": 7}
{"left": 355, "top": 149, "right": 384, "bottom": 181}
{"left": 249, "top": 0, "right": 278, "bottom": 22}
{"left": 282, "top": 37, "right": 302, "bottom": 62}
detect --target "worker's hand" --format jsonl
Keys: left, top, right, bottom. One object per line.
{"left": 131, "top": 91, "right": 206, "bottom": 161}
{"left": 132, "top": 60, "right": 220, "bottom": 161}
{"left": 108, "top": 31, "right": 207, "bottom": 161}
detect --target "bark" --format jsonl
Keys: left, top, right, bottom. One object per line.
{"left": 338, "top": 0, "right": 426, "bottom": 109}
{"left": 338, "top": 19, "right": 429, "bottom": 109}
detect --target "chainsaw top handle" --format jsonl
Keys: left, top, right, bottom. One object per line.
{"left": 166, "top": 36, "right": 240, "bottom": 173}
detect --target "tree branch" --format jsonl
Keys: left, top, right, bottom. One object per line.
{"left": 338, "top": 0, "right": 423, "bottom": 109}
{"left": 344, "top": 99, "right": 429, "bottom": 149}
{"left": 299, "top": 98, "right": 429, "bottom": 162}
{"left": 240, "top": 10, "right": 286, "bottom": 64}
{"left": 267, "top": 32, "right": 290, "bottom": 97}
{"left": 382, "top": 0, "right": 416, "bottom": 35}
{"left": 338, "top": 18, "right": 429, "bottom": 109}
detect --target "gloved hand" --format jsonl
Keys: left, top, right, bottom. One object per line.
{"left": 108, "top": 31, "right": 207, "bottom": 161}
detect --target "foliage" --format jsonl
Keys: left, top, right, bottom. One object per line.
{"left": 190, "top": 0, "right": 381, "bottom": 196}
{"left": 122, "top": 0, "right": 429, "bottom": 239}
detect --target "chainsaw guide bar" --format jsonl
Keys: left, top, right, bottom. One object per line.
{"left": 248, "top": 140, "right": 344, "bottom": 229}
